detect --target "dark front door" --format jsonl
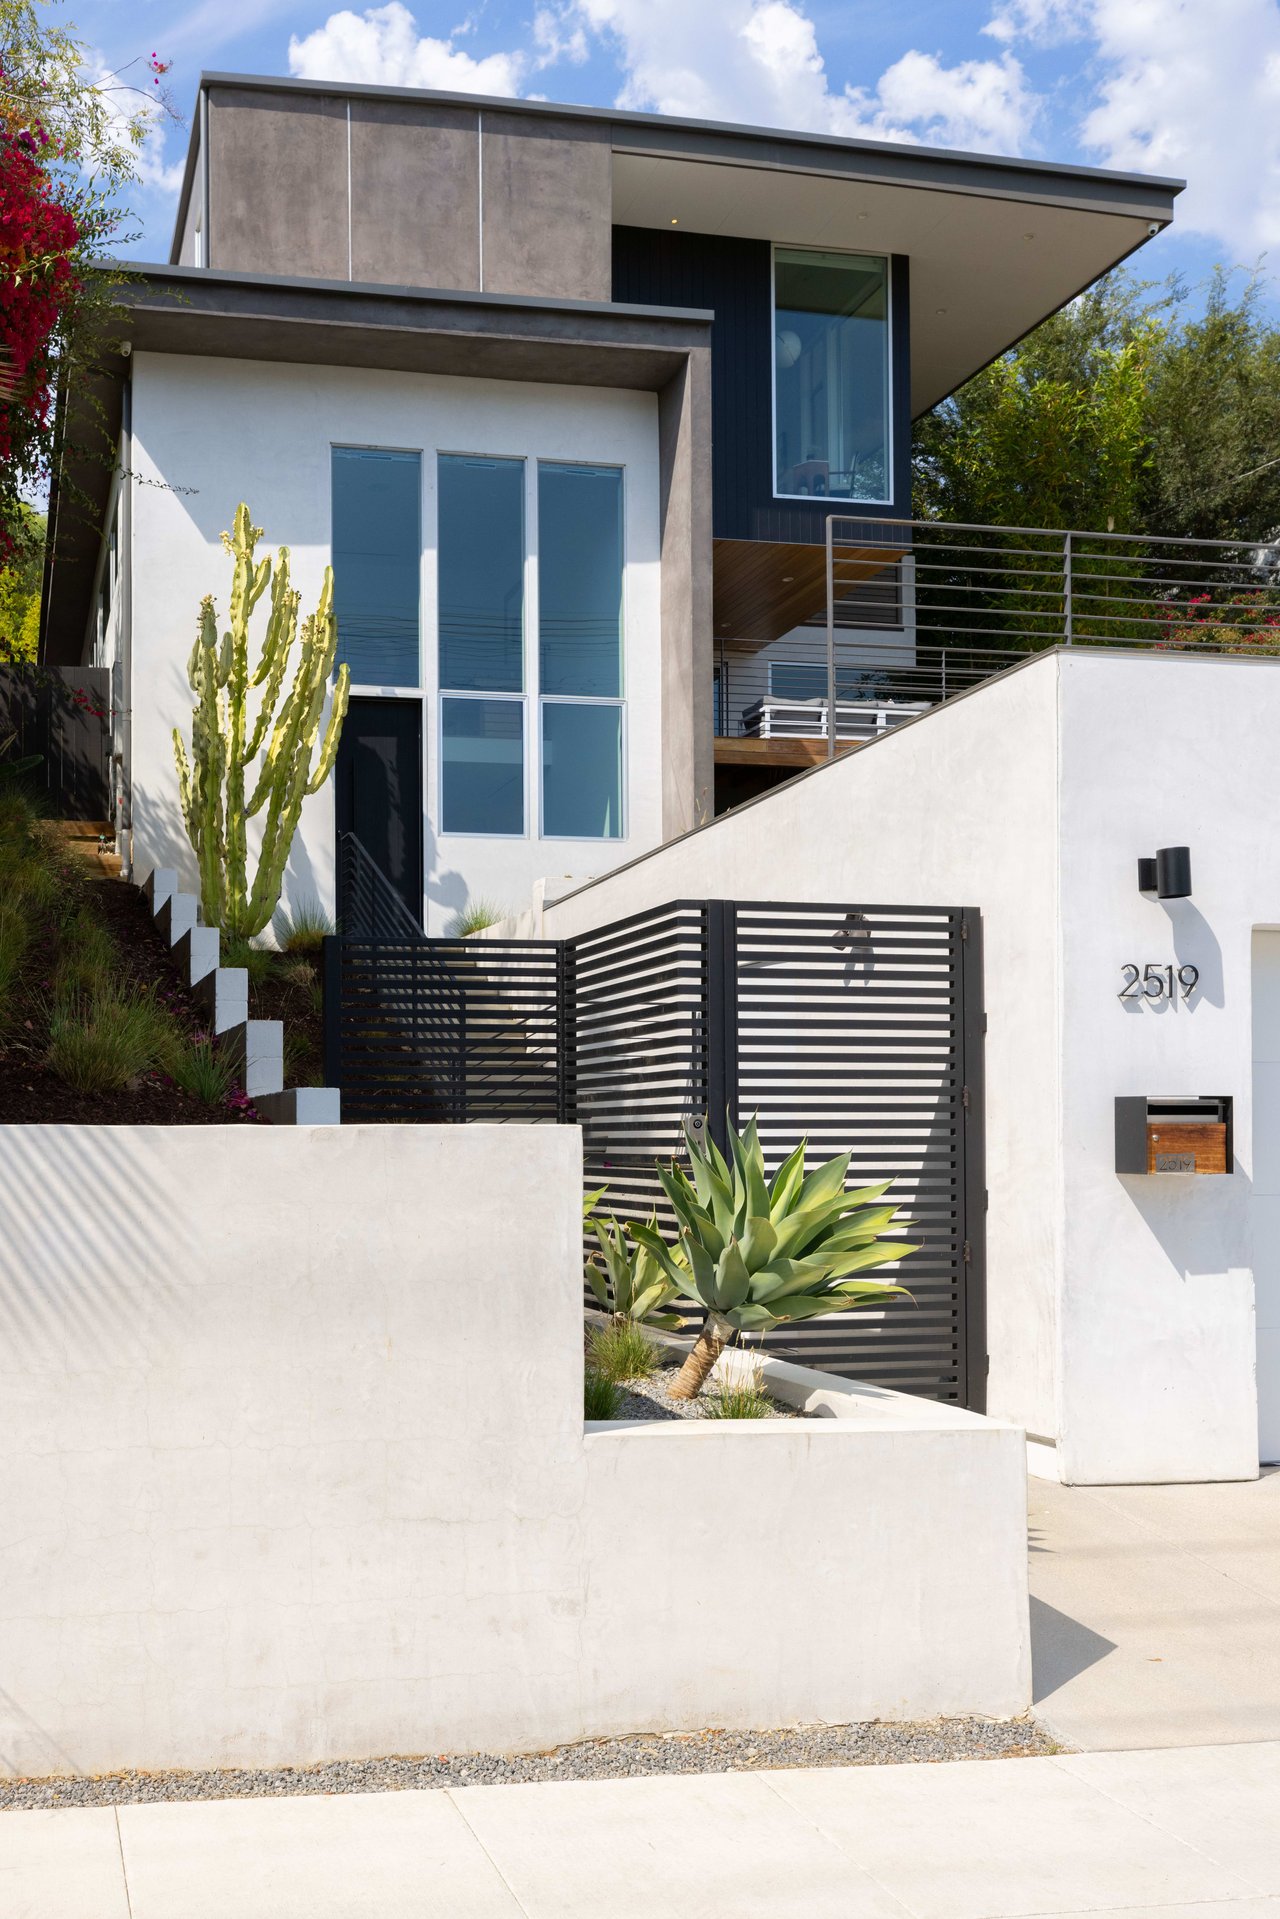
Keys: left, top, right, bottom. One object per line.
{"left": 335, "top": 697, "right": 423, "bottom": 928}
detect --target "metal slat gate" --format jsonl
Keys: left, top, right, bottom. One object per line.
{"left": 327, "top": 895, "right": 985, "bottom": 1408}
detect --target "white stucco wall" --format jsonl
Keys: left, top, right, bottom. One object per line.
{"left": 0, "top": 1123, "right": 1029, "bottom": 1776}
{"left": 126, "top": 352, "right": 663, "bottom": 933}
{"left": 534, "top": 647, "right": 1280, "bottom": 1484}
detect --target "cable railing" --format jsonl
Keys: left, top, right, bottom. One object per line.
{"left": 715, "top": 516, "right": 1280, "bottom": 755}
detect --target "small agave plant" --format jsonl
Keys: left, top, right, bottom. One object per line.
{"left": 585, "top": 1212, "right": 683, "bottom": 1330}
{"left": 632, "top": 1115, "right": 918, "bottom": 1399}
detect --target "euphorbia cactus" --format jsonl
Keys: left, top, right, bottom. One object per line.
{"left": 173, "top": 504, "right": 350, "bottom": 939}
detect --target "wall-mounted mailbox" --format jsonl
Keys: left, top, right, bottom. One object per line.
{"left": 1115, "top": 1096, "right": 1233, "bottom": 1175}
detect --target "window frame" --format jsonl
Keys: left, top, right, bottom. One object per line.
{"left": 330, "top": 441, "right": 425, "bottom": 696}
{"left": 535, "top": 456, "right": 628, "bottom": 843}
{"left": 769, "top": 243, "right": 894, "bottom": 509}
{"left": 538, "top": 693, "right": 628, "bottom": 843}
{"left": 434, "top": 448, "right": 531, "bottom": 841}
{"left": 437, "top": 690, "right": 528, "bottom": 841}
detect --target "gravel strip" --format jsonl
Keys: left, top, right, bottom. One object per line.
{"left": 0, "top": 1718, "right": 1060, "bottom": 1809}
{"left": 608, "top": 1362, "right": 808, "bottom": 1422}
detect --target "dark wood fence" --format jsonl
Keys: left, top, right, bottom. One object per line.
{"left": 0, "top": 665, "right": 111, "bottom": 819}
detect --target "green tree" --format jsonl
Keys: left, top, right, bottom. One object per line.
{"left": 0, "top": 503, "right": 44, "bottom": 660}
{"left": 914, "top": 267, "right": 1280, "bottom": 547}
{"left": 914, "top": 279, "right": 1162, "bottom": 533}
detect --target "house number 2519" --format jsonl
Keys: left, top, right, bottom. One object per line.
{"left": 1118, "top": 963, "right": 1200, "bottom": 1002}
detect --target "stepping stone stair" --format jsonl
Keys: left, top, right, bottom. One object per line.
{"left": 139, "top": 863, "right": 339, "bottom": 1124}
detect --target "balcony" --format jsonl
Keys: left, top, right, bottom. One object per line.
{"left": 713, "top": 516, "right": 1280, "bottom": 798}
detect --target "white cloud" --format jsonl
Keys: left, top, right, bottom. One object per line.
{"left": 983, "top": 0, "right": 1085, "bottom": 47}
{"left": 288, "top": 2, "right": 526, "bottom": 93}
{"left": 570, "top": 0, "right": 1037, "bottom": 152}
{"left": 993, "top": 0, "right": 1280, "bottom": 258}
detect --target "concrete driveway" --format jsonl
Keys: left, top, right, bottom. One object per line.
{"left": 1029, "top": 1468, "right": 1280, "bottom": 1750}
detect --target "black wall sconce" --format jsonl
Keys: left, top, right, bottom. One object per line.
{"left": 1138, "top": 846, "right": 1192, "bottom": 899}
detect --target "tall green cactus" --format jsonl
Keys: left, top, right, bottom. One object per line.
{"left": 173, "top": 503, "right": 351, "bottom": 939}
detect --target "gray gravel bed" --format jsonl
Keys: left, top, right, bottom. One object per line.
{"left": 609, "top": 1362, "right": 808, "bottom": 1422}
{"left": 0, "top": 1717, "right": 1060, "bottom": 1809}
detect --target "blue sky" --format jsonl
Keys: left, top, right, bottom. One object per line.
{"left": 80, "top": 0, "right": 1280, "bottom": 307}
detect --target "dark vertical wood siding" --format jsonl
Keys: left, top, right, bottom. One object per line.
{"left": 612, "top": 227, "right": 912, "bottom": 542}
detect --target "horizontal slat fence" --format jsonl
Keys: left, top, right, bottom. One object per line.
{"left": 326, "top": 886, "right": 984, "bottom": 1406}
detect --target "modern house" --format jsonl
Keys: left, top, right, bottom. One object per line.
{"left": 41, "top": 75, "right": 1180, "bottom": 931}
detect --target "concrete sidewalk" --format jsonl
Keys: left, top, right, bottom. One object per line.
{"left": 5, "top": 1742, "right": 1280, "bottom": 1918}
{"left": 1029, "top": 1469, "right": 1280, "bottom": 1750}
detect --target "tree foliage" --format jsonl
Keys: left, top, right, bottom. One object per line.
{"left": 0, "top": 0, "right": 174, "bottom": 563}
{"left": 0, "top": 500, "right": 43, "bottom": 658}
{"left": 914, "top": 268, "right": 1280, "bottom": 545}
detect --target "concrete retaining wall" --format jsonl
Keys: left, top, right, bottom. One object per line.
{"left": 0, "top": 1124, "right": 1030, "bottom": 1776}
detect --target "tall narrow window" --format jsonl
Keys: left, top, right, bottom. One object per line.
{"left": 332, "top": 448, "right": 421, "bottom": 686}
{"left": 773, "top": 249, "right": 890, "bottom": 504}
{"left": 438, "top": 454, "right": 525, "bottom": 835}
{"left": 538, "top": 462, "right": 624, "bottom": 840}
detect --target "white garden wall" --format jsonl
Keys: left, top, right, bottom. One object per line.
{"left": 126, "top": 352, "right": 664, "bottom": 933}
{"left": 0, "top": 1123, "right": 1029, "bottom": 1777}
{"left": 535, "top": 647, "right": 1280, "bottom": 1484}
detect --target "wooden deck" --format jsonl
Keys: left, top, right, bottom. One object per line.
{"left": 713, "top": 735, "right": 858, "bottom": 768}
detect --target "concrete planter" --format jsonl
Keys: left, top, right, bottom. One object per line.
{"left": 0, "top": 1123, "right": 1031, "bottom": 1776}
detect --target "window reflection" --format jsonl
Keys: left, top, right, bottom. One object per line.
{"left": 774, "top": 250, "right": 890, "bottom": 503}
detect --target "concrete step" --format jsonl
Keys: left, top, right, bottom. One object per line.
{"left": 221, "top": 1018, "right": 284, "bottom": 1099}
{"left": 256, "top": 1087, "right": 341, "bottom": 1126}
{"left": 192, "top": 963, "right": 249, "bottom": 1039}
{"left": 142, "top": 867, "right": 177, "bottom": 914}
{"left": 154, "top": 890, "right": 198, "bottom": 947}
{"left": 174, "top": 924, "right": 221, "bottom": 991}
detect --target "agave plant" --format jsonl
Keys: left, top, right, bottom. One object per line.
{"left": 632, "top": 1116, "right": 918, "bottom": 1399}
{"left": 586, "top": 1212, "right": 683, "bottom": 1329}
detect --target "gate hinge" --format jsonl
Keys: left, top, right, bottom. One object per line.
{"left": 962, "top": 1239, "right": 972, "bottom": 1265}
{"left": 961, "top": 1084, "right": 971, "bottom": 1109}
{"left": 960, "top": 917, "right": 969, "bottom": 940}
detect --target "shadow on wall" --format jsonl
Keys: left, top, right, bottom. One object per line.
{"left": 0, "top": 1128, "right": 185, "bottom": 1366}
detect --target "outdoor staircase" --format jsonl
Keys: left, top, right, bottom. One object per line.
{"left": 140, "top": 864, "right": 339, "bottom": 1125}
{"left": 51, "top": 819, "right": 122, "bottom": 878}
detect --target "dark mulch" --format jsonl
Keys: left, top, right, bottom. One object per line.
{"left": 249, "top": 952, "right": 325, "bottom": 1087}
{"left": 0, "top": 859, "right": 262, "bottom": 1126}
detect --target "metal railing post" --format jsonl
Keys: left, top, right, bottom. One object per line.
{"left": 825, "top": 515, "right": 837, "bottom": 759}
{"left": 1063, "top": 530, "right": 1074, "bottom": 645}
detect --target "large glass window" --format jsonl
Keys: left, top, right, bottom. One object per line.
{"left": 542, "top": 702, "right": 623, "bottom": 840}
{"left": 773, "top": 249, "right": 890, "bottom": 504}
{"left": 538, "top": 464, "right": 623, "bottom": 697}
{"left": 332, "top": 447, "right": 421, "bottom": 685}
{"left": 441, "top": 698, "right": 525, "bottom": 836}
{"left": 538, "top": 462, "right": 624, "bottom": 839}
{"left": 438, "top": 456, "right": 525, "bottom": 692}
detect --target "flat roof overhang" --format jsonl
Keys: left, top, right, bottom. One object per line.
{"left": 42, "top": 267, "right": 713, "bottom": 664}
{"left": 177, "top": 74, "right": 1184, "bottom": 415}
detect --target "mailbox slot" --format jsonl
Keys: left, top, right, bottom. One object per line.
{"left": 1115, "top": 1096, "right": 1232, "bottom": 1175}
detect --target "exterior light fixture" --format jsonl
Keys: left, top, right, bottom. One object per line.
{"left": 670, "top": 216, "right": 678, "bottom": 224}
{"left": 1138, "top": 846, "right": 1192, "bottom": 898}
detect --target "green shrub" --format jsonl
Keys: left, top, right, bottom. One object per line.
{"left": 584, "top": 1370, "right": 622, "bottom": 1420}
{"left": 220, "top": 935, "right": 274, "bottom": 988}
{"left": 273, "top": 898, "right": 336, "bottom": 956}
{"left": 585, "top": 1212, "right": 682, "bottom": 1328}
{"left": 447, "top": 897, "right": 508, "bottom": 937}
{"left": 168, "top": 1036, "right": 236, "bottom": 1107}
{"left": 52, "top": 912, "right": 118, "bottom": 1004}
{"left": 587, "top": 1319, "right": 661, "bottom": 1384}
{"left": 46, "top": 989, "right": 177, "bottom": 1095}
{"left": 0, "top": 898, "right": 30, "bottom": 1020}
{"left": 702, "top": 1362, "right": 775, "bottom": 1420}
